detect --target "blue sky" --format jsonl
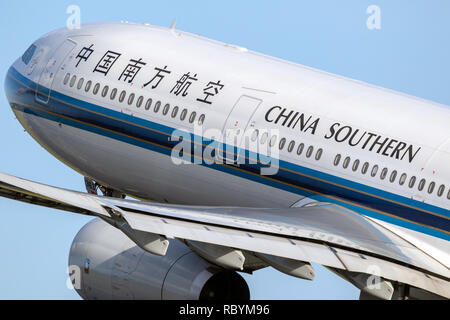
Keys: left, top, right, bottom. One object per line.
{"left": 0, "top": 0, "right": 449, "bottom": 300}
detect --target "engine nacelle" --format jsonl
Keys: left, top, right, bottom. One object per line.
{"left": 68, "top": 218, "right": 250, "bottom": 300}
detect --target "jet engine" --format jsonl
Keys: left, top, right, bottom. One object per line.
{"left": 68, "top": 218, "right": 250, "bottom": 300}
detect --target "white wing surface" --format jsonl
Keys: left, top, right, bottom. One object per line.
{"left": 0, "top": 172, "right": 448, "bottom": 299}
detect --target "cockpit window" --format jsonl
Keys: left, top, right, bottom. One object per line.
{"left": 22, "top": 44, "right": 37, "bottom": 65}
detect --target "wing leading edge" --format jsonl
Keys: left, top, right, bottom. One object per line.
{"left": 0, "top": 172, "right": 448, "bottom": 299}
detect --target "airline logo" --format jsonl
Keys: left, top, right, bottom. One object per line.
{"left": 73, "top": 43, "right": 226, "bottom": 106}
{"left": 265, "top": 106, "right": 421, "bottom": 163}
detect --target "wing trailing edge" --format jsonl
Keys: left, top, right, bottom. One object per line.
{"left": 0, "top": 172, "right": 448, "bottom": 299}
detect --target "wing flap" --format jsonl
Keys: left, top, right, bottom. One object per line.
{"left": 112, "top": 204, "right": 449, "bottom": 297}
{"left": 331, "top": 246, "right": 447, "bottom": 298}
{"left": 118, "top": 207, "right": 348, "bottom": 269}
{"left": 102, "top": 198, "right": 450, "bottom": 278}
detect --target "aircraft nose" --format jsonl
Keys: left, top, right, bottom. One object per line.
{"left": 4, "top": 42, "right": 45, "bottom": 109}
{"left": 4, "top": 65, "right": 18, "bottom": 110}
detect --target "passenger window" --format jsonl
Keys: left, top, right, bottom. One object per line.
{"left": 315, "top": 148, "right": 323, "bottom": 160}
{"left": 305, "top": 146, "right": 314, "bottom": 158}
{"left": 260, "top": 132, "right": 269, "bottom": 145}
{"left": 180, "top": 109, "right": 188, "bottom": 121}
{"left": 371, "top": 165, "right": 378, "bottom": 177}
{"left": 198, "top": 114, "right": 205, "bottom": 125}
{"left": 296, "top": 143, "right": 304, "bottom": 155}
{"left": 93, "top": 83, "right": 100, "bottom": 95}
{"left": 399, "top": 173, "right": 407, "bottom": 186}
{"left": 287, "top": 141, "right": 295, "bottom": 153}
{"left": 269, "top": 135, "right": 277, "bottom": 147}
{"left": 437, "top": 184, "right": 445, "bottom": 197}
{"left": 85, "top": 80, "right": 92, "bottom": 92}
{"left": 154, "top": 101, "right": 161, "bottom": 113}
{"left": 418, "top": 179, "right": 426, "bottom": 191}
{"left": 128, "top": 93, "right": 135, "bottom": 105}
{"left": 389, "top": 170, "right": 397, "bottom": 183}
{"left": 102, "top": 86, "right": 109, "bottom": 98}
{"left": 77, "top": 78, "right": 84, "bottom": 90}
{"left": 119, "top": 90, "right": 126, "bottom": 102}
{"left": 408, "top": 176, "right": 416, "bottom": 188}
{"left": 189, "top": 111, "right": 197, "bottom": 124}
{"left": 171, "top": 106, "right": 179, "bottom": 118}
{"left": 110, "top": 88, "right": 117, "bottom": 100}
{"left": 334, "top": 154, "right": 341, "bottom": 166}
{"left": 69, "top": 75, "right": 77, "bottom": 87}
{"left": 251, "top": 129, "right": 259, "bottom": 142}
{"left": 447, "top": 189, "right": 450, "bottom": 200}
{"left": 145, "top": 98, "right": 152, "bottom": 110}
{"left": 428, "top": 182, "right": 435, "bottom": 194}
{"left": 343, "top": 157, "right": 350, "bottom": 169}
{"left": 64, "top": 73, "right": 71, "bottom": 85}
{"left": 352, "top": 159, "right": 360, "bottom": 172}
{"left": 136, "top": 96, "right": 144, "bottom": 108}
{"left": 162, "top": 103, "right": 170, "bottom": 115}
{"left": 279, "top": 138, "right": 286, "bottom": 150}
{"left": 361, "top": 162, "right": 369, "bottom": 174}
{"left": 84, "top": 80, "right": 92, "bottom": 92}
{"left": 380, "top": 168, "right": 388, "bottom": 180}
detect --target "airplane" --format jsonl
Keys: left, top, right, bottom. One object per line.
{"left": 1, "top": 21, "right": 449, "bottom": 300}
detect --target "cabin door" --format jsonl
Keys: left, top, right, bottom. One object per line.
{"left": 220, "top": 95, "right": 262, "bottom": 163}
{"left": 35, "top": 39, "right": 76, "bottom": 104}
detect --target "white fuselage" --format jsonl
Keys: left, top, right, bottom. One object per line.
{"left": 5, "top": 22, "right": 450, "bottom": 266}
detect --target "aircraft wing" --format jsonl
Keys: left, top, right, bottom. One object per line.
{"left": 0, "top": 171, "right": 448, "bottom": 299}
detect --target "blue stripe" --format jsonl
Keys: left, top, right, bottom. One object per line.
{"left": 6, "top": 66, "right": 450, "bottom": 240}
